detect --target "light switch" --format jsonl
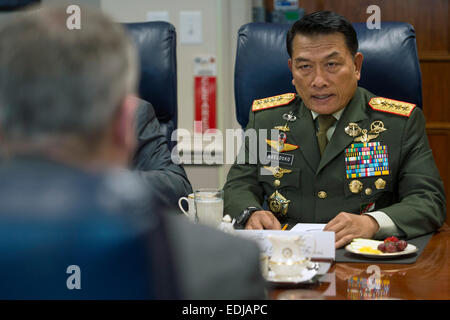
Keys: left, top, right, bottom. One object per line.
{"left": 179, "top": 11, "right": 202, "bottom": 44}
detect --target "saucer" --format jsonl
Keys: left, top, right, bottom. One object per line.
{"left": 265, "top": 262, "right": 319, "bottom": 284}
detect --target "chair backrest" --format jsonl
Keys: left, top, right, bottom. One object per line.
{"left": 124, "top": 21, "right": 178, "bottom": 147}
{"left": 234, "top": 22, "right": 423, "bottom": 128}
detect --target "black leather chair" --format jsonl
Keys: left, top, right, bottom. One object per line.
{"left": 234, "top": 22, "right": 422, "bottom": 128}
{"left": 124, "top": 22, "right": 178, "bottom": 149}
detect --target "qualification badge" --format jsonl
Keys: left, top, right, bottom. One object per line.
{"left": 274, "top": 124, "right": 290, "bottom": 132}
{"left": 345, "top": 123, "right": 361, "bottom": 137}
{"left": 347, "top": 120, "right": 388, "bottom": 143}
{"left": 274, "top": 111, "right": 296, "bottom": 132}
{"left": 266, "top": 139, "right": 298, "bottom": 152}
{"left": 264, "top": 166, "right": 292, "bottom": 179}
{"left": 370, "top": 120, "right": 387, "bottom": 134}
{"left": 268, "top": 190, "right": 290, "bottom": 217}
{"left": 267, "top": 111, "right": 299, "bottom": 152}
{"left": 282, "top": 111, "right": 297, "bottom": 123}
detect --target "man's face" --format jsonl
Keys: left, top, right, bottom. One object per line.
{"left": 288, "top": 32, "right": 363, "bottom": 115}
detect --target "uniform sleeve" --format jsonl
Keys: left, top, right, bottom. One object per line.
{"left": 381, "top": 108, "right": 446, "bottom": 238}
{"left": 364, "top": 210, "right": 405, "bottom": 239}
{"left": 223, "top": 109, "right": 265, "bottom": 217}
{"left": 132, "top": 99, "right": 193, "bottom": 208}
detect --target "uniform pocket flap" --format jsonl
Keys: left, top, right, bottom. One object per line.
{"left": 344, "top": 175, "right": 393, "bottom": 198}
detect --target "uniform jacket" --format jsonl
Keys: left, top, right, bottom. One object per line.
{"left": 224, "top": 87, "right": 446, "bottom": 239}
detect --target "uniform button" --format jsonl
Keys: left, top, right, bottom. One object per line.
{"left": 274, "top": 179, "right": 281, "bottom": 187}
{"left": 318, "top": 191, "right": 327, "bottom": 199}
{"left": 365, "top": 188, "right": 373, "bottom": 196}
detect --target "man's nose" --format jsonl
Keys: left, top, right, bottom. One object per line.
{"left": 311, "top": 68, "right": 328, "bottom": 89}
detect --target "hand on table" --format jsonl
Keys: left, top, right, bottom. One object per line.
{"left": 245, "top": 210, "right": 281, "bottom": 230}
{"left": 324, "top": 212, "right": 379, "bottom": 248}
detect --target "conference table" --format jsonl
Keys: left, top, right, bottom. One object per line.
{"left": 269, "top": 224, "right": 450, "bottom": 300}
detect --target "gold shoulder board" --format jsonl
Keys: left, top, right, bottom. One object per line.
{"left": 369, "top": 97, "right": 416, "bottom": 117}
{"left": 252, "top": 93, "right": 296, "bottom": 112}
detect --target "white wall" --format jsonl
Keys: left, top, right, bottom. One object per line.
{"left": 101, "top": 0, "right": 252, "bottom": 191}
{"left": 0, "top": 0, "right": 101, "bottom": 21}
{"left": 43, "top": 0, "right": 101, "bottom": 8}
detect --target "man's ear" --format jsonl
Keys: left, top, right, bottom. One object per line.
{"left": 354, "top": 52, "right": 364, "bottom": 80}
{"left": 288, "top": 58, "right": 295, "bottom": 86}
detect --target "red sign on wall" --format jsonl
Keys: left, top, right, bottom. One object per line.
{"left": 194, "top": 75, "right": 216, "bottom": 133}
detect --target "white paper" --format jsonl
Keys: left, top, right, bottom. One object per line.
{"left": 233, "top": 229, "right": 335, "bottom": 260}
{"left": 290, "top": 223, "right": 326, "bottom": 233}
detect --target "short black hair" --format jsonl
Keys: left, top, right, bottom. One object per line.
{"left": 286, "top": 11, "right": 358, "bottom": 57}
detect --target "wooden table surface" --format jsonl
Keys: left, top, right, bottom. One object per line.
{"left": 270, "top": 224, "right": 450, "bottom": 300}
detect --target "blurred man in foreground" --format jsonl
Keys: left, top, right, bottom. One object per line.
{"left": 0, "top": 6, "right": 264, "bottom": 299}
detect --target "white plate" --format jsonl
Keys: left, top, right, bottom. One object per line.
{"left": 345, "top": 239, "right": 418, "bottom": 258}
{"left": 265, "top": 262, "right": 319, "bottom": 284}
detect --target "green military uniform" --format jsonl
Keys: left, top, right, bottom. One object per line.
{"left": 223, "top": 87, "right": 446, "bottom": 239}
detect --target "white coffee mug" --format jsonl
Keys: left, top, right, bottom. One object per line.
{"left": 178, "top": 193, "right": 195, "bottom": 221}
{"left": 267, "top": 234, "right": 316, "bottom": 278}
{"left": 260, "top": 254, "right": 269, "bottom": 279}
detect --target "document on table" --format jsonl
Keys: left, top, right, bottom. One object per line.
{"left": 234, "top": 226, "right": 335, "bottom": 260}
{"left": 290, "top": 223, "right": 326, "bottom": 233}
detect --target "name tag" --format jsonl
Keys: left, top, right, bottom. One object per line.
{"left": 264, "top": 151, "right": 294, "bottom": 166}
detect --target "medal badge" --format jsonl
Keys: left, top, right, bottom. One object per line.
{"left": 345, "top": 141, "right": 390, "bottom": 179}
{"left": 267, "top": 130, "right": 298, "bottom": 152}
{"left": 349, "top": 180, "right": 363, "bottom": 193}
{"left": 268, "top": 190, "right": 290, "bottom": 216}
{"left": 374, "top": 178, "right": 387, "bottom": 190}
{"left": 344, "top": 120, "right": 390, "bottom": 179}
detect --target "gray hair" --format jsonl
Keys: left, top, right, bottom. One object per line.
{"left": 0, "top": 6, "right": 138, "bottom": 142}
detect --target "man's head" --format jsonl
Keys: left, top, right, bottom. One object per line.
{"left": 287, "top": 11, "right": 363, "bottom": 115}
{"left": 0, "top": 6, "right": 139, "bottom": 166}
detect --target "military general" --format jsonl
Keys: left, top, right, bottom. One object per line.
{"left": 223, "top": 11, "right": 446, "bottom": 248}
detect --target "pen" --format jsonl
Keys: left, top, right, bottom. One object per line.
{"left": 281, "top": 224, "right": 288, "bottom": 231}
